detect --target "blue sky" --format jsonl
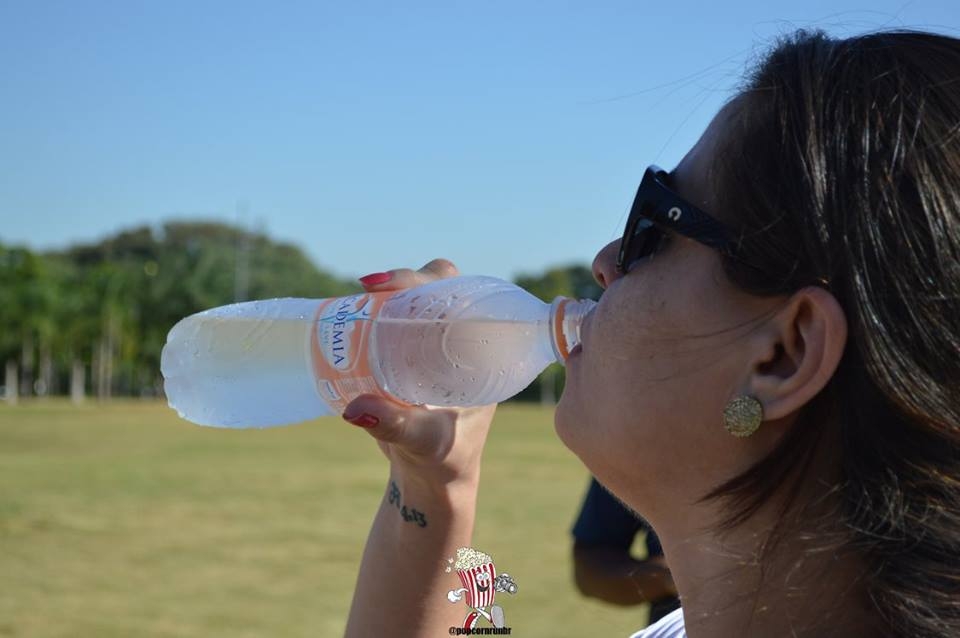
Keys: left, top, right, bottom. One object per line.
{"left": 1, "top": 1, "right": 957, "bottom": 282}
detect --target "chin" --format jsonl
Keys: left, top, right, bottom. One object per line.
{"left": 553, "top": 393, "right": 586, "bottom": 457}
{"left": 555, "top": 397, "right": 622, "bottom": 484}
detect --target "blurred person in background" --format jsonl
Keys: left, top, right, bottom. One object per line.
{"left": 572, "top": 477, "right": 680, "bottom": 624}
{"left": 340, "top": 29, "right": 960, "bottom": 638}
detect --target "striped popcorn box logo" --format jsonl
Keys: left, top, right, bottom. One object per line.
{"left": 454, "top": 548, "right": 497, "bottom": 608}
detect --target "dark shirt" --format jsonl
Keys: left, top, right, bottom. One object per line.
{"left": 572, "top": 477, "right": 663, "bottom": 557}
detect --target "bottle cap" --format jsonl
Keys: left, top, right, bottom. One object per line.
{"left": 549, "top": 297, "right": 597, "bottom": 364}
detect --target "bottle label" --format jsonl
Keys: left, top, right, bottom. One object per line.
{"left": 310, "top": 291, "right": 392, "bottom": 413}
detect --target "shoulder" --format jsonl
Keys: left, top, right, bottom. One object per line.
{"left": 628, "top": 608, "right": 685, "bottom": 638}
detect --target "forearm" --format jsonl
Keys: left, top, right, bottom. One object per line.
{"left": 345, "top": 471, "right": 480, "bottom": 638}
{"left": 573, "top": 544, "right": 676, "bottom": 605}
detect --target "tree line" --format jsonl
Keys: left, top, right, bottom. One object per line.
{"left": 0, "top": 221, "right": 601, "bottom": 404}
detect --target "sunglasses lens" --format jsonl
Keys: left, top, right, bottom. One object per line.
{"left": 635, "top": 219, "right": 664, "bottom": 257}
{"left": 619, "top": 218, "right": 664, "bottom": 272}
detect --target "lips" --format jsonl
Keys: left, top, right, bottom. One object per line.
{"left": 574, "top": 308, "right": 593, "bottom": 355}
{"left": 569, "top": 313, "right": 589, "bottom": 358}
{"left": 477, "top": 583, "right": 489, "bottom": 593}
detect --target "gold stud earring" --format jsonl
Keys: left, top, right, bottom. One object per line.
{"left": 723, "top": 395, "right": 764, "bottom": 437}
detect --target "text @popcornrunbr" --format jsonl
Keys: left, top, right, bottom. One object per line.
{"left": 448, "top": 628, "right": 512, "bottom": 635}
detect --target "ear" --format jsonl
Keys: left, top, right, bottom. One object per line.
{"left": 746, "top": 287, "right": 848, "bottom": 421}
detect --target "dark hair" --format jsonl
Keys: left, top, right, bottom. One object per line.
{"left": 707, "top": 30, "right": 960, "bottom": 637}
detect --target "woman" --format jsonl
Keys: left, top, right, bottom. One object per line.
{"left": 342, "top": 30, "right": 960, "bottom": 638}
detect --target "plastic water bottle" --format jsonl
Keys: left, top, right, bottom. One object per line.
{"left": 160, "top": 275, "right": 597, "bottom": 428}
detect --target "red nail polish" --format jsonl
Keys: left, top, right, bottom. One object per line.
{"left": 344, "top": 413, "right": 379, "bottom": 428}
{"left": 359, "top": 272, "right": 392, "bottom": 286}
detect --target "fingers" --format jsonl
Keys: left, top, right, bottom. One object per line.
{"left": 341, "top": 393, "right": 458, "bottom": 459}
{"left": 418, "top": 258, "right": 459, "bottom": 278}
{"left": 358, "top": 258, "right": 459, "bottom": 292}
{"left": 342, "top": 392, "right": 496, "bottom": 470}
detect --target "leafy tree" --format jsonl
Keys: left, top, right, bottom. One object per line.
{"left": 0, "top": 245, "right": 59, "bottom": 396}
{"left": 4, "top": 221, "right": 361, "bottom": 399}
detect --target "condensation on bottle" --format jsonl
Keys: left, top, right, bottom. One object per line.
{"left": 160, "top": 275, "right": 596, "bottom": 428}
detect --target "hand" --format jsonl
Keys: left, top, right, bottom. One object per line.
{"left": 343, "top": 258, "right": 498, "bottom": 486}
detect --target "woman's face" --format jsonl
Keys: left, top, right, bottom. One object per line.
{"left": 555, "top": 105, "right": 787, "bottom": 522}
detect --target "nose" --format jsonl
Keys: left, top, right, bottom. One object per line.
{"left": 592, "top": 239, "right": 623, "bottom": 290}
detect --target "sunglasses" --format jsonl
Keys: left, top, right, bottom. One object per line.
{"left": 616, "top": 165, "right": 738, "bottom": 274}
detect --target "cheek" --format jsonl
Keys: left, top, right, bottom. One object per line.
{"left": 554, "top": 267, "right": 749, "bottom": 505}
{"left": 555, "top": 278, "right": 671, "bottom": 455}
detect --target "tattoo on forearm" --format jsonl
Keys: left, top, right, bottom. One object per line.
{"left": 386, "top": 480, "right": 428, "bottom": 528}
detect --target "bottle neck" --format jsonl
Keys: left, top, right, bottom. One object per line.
{"left": 548, "top": 297, "right": 597, "bottom": 364}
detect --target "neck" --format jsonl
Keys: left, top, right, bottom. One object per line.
{"left": 654, "top": 497, "right": 876, "bottom": 638}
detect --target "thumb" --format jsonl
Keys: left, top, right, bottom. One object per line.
{"left": 341, "top": 393, "right": 457, "bottom": 457}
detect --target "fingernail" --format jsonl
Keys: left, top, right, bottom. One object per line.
{"left": 359, "top": 272, "right": 392, "bottom": 286}
{"left": 343, "top": 413, "right": 379, "bottom": 428}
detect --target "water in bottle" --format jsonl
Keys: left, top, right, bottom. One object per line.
{"left": 161, "top": 275, "right": 596, "bottom": 428}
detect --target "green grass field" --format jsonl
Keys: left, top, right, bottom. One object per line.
{"left": 0, "top": 400, "right": 653, "bottom": 637}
